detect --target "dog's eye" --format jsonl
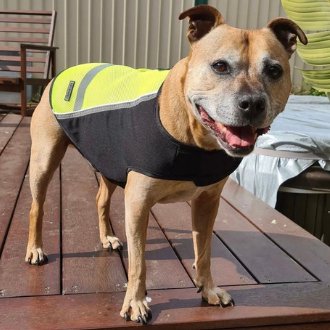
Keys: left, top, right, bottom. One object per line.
{"left": 211, "top": 61, "right": 230, "bottom": 74}
{"left": 264, "top": 64, "right": 283, "bottom": 80}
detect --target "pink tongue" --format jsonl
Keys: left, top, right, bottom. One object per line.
{"left": 219, "top": 125, "right": 255, "bottom": 148}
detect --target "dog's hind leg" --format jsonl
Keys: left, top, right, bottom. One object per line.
{"left": 26, "top": 85, "right": 70, "bottom": 265}
{"left": 191, "top": 179, "right": 234, "bottom": 307}
{"left": 96, "top": 176, "right": 123, "bottom": 250}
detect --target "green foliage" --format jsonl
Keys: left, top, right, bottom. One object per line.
{"left": 308, "top": 88, "right": 326, "bottom": 97}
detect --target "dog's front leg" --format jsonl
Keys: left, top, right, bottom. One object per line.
{"left": 191, "top": 180, "right": 234, "bottom": 307}
{"left": 120, "top": 174, "right": 152, "bottom": 324}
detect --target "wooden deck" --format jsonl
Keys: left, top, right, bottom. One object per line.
{"left": 1, "top": 113, "right": 330, "bottom": 329}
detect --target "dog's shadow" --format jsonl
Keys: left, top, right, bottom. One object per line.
{"left": 47, "top": 226, "right": 329, "bottom": 284}
{"left": 148, "top": 280, "right": 330, "bottom": 324}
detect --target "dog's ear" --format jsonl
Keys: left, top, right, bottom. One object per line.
{"left": 267, "top": 18, "right": 308, "bottom": 57}
{"left": 179, "top": 5, "right": 224, "bottom": 44}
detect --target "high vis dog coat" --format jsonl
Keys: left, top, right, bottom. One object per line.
{"left": 50, "top": 63, "right": 242, "bottom": 187}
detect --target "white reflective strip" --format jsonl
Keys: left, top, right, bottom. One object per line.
{"left": 53, "top": 91, "right": 158, "bottom": 119}
{"left": 73, "top": 63, "right": 112, "bottom": 111}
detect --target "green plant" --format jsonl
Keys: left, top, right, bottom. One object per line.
{"left": 309, "top": 87, "right": 327, "bottom": 96}
{"left": 281, "top": 0, "right": 330, "bottom": 98}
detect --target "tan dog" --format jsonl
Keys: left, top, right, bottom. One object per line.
{"left": 26, "top": 5, "right": 307, "bottom": 324}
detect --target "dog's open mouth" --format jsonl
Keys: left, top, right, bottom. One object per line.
{"left": 197, "top": 105, "right": 269, "bottom": 154}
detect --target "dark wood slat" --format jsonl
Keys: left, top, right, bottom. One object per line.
{"left": 0, "top": 113, "right": 21, "bottom": 155}
{"left": 0, "top": 10, "right": 52, "bottom": 16}
{"left": 0, "top": 168, "right": 61, "bottom": 297}
{"left": 0, "top": 117, "right": 30, "bottom": 251}
{"left": 0, "top": 55, "right": 46, "bottom": 63}
{"left": 0, "top": 82, "right": 21, "bottom": 92}
{"left": 61, "top": 147, "right": 127, "bottom": 294}
{"left": 152, "top": 202, "right": 257, "bottom": 286}
{"left": 1, "top": 65, "right": 45, "bottom": 73}
{"left": 0, "top": 77, "right": 20, "bottom": 84}
{"left": 110, "top": 188, "right": 194, "bottom": 290}
{"left": 0, "top": 26, "right": 49, "bottom": 34}
{"left": 1, "top": 282, "right": 330, "bottom": 329}
{"left": 0, "top": 76, "right": 50, "bottom": 90}
{"left": 20, "top": 44, "right": 58, "bottom": 51}
{"left": 25, "top": 77, "right": 51, "bottom": 86}
{"left": 0, "top": 37, "right": 48, "bottom": 43}
{"left": 0, "top": 45, "right": 46, "bottom": 52}
{"left": 222, "top": 179, "right": 330, "bottom": 282}
{"left": 0, "top": 45, "right": 20, "bottom": 52}
{"left": 0, "top": 17, "right": 51, "bottom": 24}
{"left": 245, "top": 324, "right": 330, "bottom": 330}
{"left": 215, "top": 198, "right": 316, "bottom": 283}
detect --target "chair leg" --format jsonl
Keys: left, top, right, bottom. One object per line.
{"left": 20, "top": 83, "right": 27, "bottom": 116}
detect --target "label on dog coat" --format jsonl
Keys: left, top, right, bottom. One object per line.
{"left": 50, "top": 63, "right": 242, "bottom": 187}
{"left": 64, "top": 81, "right": 75, "bottom": 101}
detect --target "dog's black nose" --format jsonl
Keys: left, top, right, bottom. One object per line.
{"left": 238, "top": 95, "right": 266, "bottom": 117}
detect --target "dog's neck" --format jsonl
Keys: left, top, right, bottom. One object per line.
{"left": 159, "top": 58, "right": 219, "bottom": 151}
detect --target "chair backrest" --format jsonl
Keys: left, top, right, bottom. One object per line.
{"left": 0, "top": 10, "right": 57, "bottom": 79}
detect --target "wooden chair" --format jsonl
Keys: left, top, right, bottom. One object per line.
{"left": 0, "top": 10, "right": 57, "bottom": 116}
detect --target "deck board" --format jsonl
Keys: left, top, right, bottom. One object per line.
{"left": 0, "top": 167, "right": 61, "bottom": 297}
{"left": 152, "top": 202, "right": 257, "bottom": 286}
{"left": 0, "top": 116, "right": 30, "bottom": 249}
{"left": 0, "top": 113, "right": 22, "bottom": 154}
{"left": 61, "top": 146, "right": 127, "bottom": 294}
{"left": 110, "top": 188, "right": 194, "bottom": 290}
{"left": 1, "top": 115, "right": 330, "bottom": 329}
{"left": 215, "top": 199, "right": 316, "bottom": 283}
{"left": 1, "top": 283, "right": 330, "bottom": 330}
{"left": 222, "top": 180, "right": 330, "bottom": 282}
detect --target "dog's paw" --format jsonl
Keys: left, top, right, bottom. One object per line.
{"left": 25, "top": 246, "right": 48, "bottom": 265}
{"left": 201, "top": 286, "right": 234, "bottom": 307}
{"left": 120, "top": 298, "right": 152, "bottom": 324}
{"left": 101, "top": 235, "right": 123, "bottom": 250}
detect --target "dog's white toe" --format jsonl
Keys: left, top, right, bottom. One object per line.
{"left": 25, "top": 246, "right": 48, "bottom": 265}
{"left": 102, "top": 235, "right": 123, "bottom": 250}
{"left": 120, "top": 298, "right": 152, "bottom": 324}
{"left": 202, "top": 286, "right": 234, "bottom": 307}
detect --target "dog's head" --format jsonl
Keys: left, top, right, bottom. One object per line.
{"left": 179, "top": 5, "right": 307, "bottom": 157}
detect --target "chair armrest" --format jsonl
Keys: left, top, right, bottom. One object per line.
{"left": 20, "top": 44, "right": 58, "bottom": 80}
{"left": 20, "top": 44, "right": 58, "bottom": 52}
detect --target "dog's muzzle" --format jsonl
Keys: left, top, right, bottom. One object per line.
{"left": 197, "top": 105, "right": 269, "bottom": 156}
